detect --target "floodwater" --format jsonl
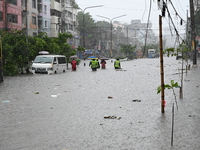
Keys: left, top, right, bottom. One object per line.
{"left": 0, "top": 57, "right": 200, "bottom": 150}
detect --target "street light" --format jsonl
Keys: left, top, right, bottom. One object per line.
{"left": 80, "top": 5, "right": 103, "bottom": 48}
{"left": 97, "top": 14, "right": 126, "bottom": 57}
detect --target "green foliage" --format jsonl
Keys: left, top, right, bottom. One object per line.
{"left": 157, "top": 80, "right": 179, "bottom": 94}
{"left": 157, "top": 80, "right": 179, "bottom": 110}
{"left": 71, "top": 0, "right": 79, "bottom": 9}
{"left": 164, "top": 41, "right": 190, "bottom": 58}
{"left": 0, "top": 29, "right": 75, "bottom": 75}
{"left": 77, "top": 46, "right": 85, "bottom": 52}
{"left": 96, "top": 21, "right": 110, "bottom": 29}
{"left": 120, "top": 44, "right": 136, "bottom": 59}
{"left": 77, "top": 12, "right": 96, "bottom": 48}
{"left": 75, "top": 59, "right": 81, "bottom": 65}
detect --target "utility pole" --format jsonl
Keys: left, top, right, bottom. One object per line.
{"left": 159, "top": 15, "right": 165, "bottom": 113}
{"left": 190, "top": 0, "right": 197, "bottom": 65}
{"left": 0, "top": 36, "right": 3, "bottom": 82}
{"left": 3, "top": 0, "right": 7, "bottom": 30}
{"left": 97, "top": 14, "right": 126, "bottom": 58}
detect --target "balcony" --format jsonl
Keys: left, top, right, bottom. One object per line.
{"left": 38, "top": 0, "right": 42, "bottom": 4}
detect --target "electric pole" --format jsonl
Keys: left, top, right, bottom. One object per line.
{"left": 159, "top": 15, "right": 165, "bottom": 113}
{"left": 0, "top": 36, "right": 3, "bottom": 82}
{"left": 190, "top": 0, "right": 197, "bottom": 65}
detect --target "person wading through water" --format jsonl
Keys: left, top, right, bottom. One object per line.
{"left": 89, "top": 58, "right": 98, "bottom": 71}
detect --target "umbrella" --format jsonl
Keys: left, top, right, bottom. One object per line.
{"left": 100, "top": 57, "right": 109, "bottom": 60}
{"left": 87, "top": 56, "right": 97, "bottom": 59}
{"left": 70, "top": 55, "right": 77, "bottom": 59}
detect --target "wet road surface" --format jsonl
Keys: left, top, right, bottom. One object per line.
{"left": 0, "top": 57, "right": 200, "bottom": 150}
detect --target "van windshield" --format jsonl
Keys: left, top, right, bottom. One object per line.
{"left": 33, "top": 57, "right": 53, "bottom": 63}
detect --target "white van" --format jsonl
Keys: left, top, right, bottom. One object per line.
{"left": 31, "top": 55, "right": 67, "bottom": 74}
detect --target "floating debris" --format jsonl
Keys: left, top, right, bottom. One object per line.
{"left": 132, "top": 99, "right": 141, "bottom": 102}
{"left": 2, "top": 101, "right": 10, "bottom": 103}
{"left": 51, "top": 95, "right": 58, "bottom": 98}
{"left": 188, "top": 115, "right": 195, "bottom": 117}
{"left": 35, "top": 91, "right": 39, "bottom": 94}
{"left": 104, "top": 115, "right": 121, "bottom": 120}
{"left": 108, "top": 96, "right": 113, "bottom": 99}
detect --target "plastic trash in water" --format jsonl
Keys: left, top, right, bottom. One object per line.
{"left": 51, "top": 95, "right": 58, "bottom": 98}
{"left": 132, "top": 99, "right": 141, "bottom": 102}
{"left": 2, "top": 101, "right": 10, "bottom": 103}
{"left": 51, "top": 93, "right": 61, "bottom": 98}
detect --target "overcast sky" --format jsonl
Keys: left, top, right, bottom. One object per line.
{"left": 75, "top": 0, "right": 190, "bottom": 34}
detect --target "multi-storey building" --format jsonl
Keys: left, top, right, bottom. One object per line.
{"left": 0, "top": 0, "right": 79, "bottom": 48}
{"left": 38, "top": 0, "right": 51, "bottom": 36}
{"left": 50, "top": 0, "right": 61, "bottom": 37}
{"left": 60, "top": 0, "right": 79, "bottom": 48}
{"left": 0, "top": 0, "right": 22, "bottom": 30}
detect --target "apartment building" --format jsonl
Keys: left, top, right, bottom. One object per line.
{"left": 0, "top": 0, "right": 22, "bottom": 30}
{"left": 50, "top": 0, "right": 61, "bottom": 37}
{"left": 0, "top": 0, "right": 79, "bottom": 48}
{"left": 60, "top": 0, "right": 79, "bottom": 48}
{"left": 38, "top": 0, "right": 51, "bottom": 36}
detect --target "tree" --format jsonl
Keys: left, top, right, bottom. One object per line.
{"left": 77, "top": 12, "right": 96, "bottom": 48}
{"left": 164, "top": 41, "right": 191, "bottom": 98}
{"left": 120, "top": 44, "right": 136, "bottom": 59}
{"left": 71, "top": 0, "right": 79, "bottom": 9}
{"left": 0, "top": 29, "right": 76, "bottom": 75}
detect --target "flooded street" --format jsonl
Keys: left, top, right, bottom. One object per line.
{"left": 0, "top": 57, "right": 200, "bottom": 150}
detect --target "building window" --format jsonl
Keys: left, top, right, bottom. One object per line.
{"left": 33, "top": 32, "right": 37, "bottom": 36}
{"left": 55, "top": 0, "right": 60, "bottom": 3}
{"left": 8, "top": 0, "right": 17, "bottom": 5}
{"left": 44, "top": 5, "right": 47, "bottom": 13}
{"left": 45, "top": 20, "right": 47, "bottom": 28}
{"left": 32, "top": 0, "right": 36, "bottom": 8}
{"left": 38, "top": 20, "right": 42, "bottom": 29}
{"left": 0, "top": 11, "right": 2, "bottom": 21}
{"left": 32, "top": 16, "right": 36, "bottom": 25}
{"left": 7, "top": 14, "right": 18, "bottom": 23}
{"left": 50, "top": 9, "right": 61, "bottom": 17}
{"left": 22, "top": 11, "right": 26, "bottom": 24}
{"left": 22, "top": 0, "right": 26, "bottom": 7}
{"left": 38, "top": 4, "right": 42, "bottom": 13}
